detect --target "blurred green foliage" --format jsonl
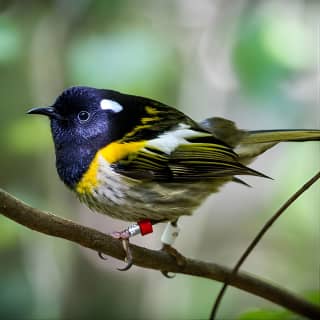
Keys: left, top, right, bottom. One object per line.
{"left": 0, "top": 1, "right": 319, "bottom": 319}
{"left": 0, "top": 15, "right": 21, "bottom": 63}
{"left": 238, "top": 291, "right": 320, "bottom": 320}
{"left": 233, "top": 11, "right": 311, "bottom": 99}
{"left": 238, "top": 309, "right": 290, "bottom": 320}
{"left": 68, "top": 28, "right": 181, "bottom": 98}
{"left": 233, "top": 15, "right": 290, "bottom": 95}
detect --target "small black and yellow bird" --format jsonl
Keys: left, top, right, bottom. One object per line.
{"left": 28, "top": 86, "right": 320, "bottom": 269}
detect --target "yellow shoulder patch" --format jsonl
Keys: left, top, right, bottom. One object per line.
{"left": 76, "top": 141, "right": 146, "bottom": 195}
{"left": 99, "top": 140, "right": 146, "bottom": 163}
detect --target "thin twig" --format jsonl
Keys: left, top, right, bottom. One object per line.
{"left": 210, "top": 170, "right": 320, "bottom": 320}
{"left": 0, "top": 188, "right": 319, "bottom": 319}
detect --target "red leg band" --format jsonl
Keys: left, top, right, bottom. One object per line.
{"left": 138, "top": 220, "right": 153, "bottom": 236}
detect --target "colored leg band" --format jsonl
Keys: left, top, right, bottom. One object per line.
{"left": 127, "top": 220, "right": 153, "bottom": 237}
{"left": 128, "top": 223, "right": 141, "bottom": 237}
{"left": 161, "top": 222, "right": 180, "bottom": 246}
{"left": 138, "top": 220, "right": 153, "bottom": 235}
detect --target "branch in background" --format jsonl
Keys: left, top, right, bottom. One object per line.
{"left": 210, "top": 170, "right": 320, "bottom": 320}
{"left": 0, "top": 188, "right": 319, "bottom": 319}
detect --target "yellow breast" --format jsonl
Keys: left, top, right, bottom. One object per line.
{"left": 75, "top": 141, "right": 146, "bottom": 195}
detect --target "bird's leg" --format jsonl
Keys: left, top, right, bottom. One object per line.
{"left": 160, "top": 219, "right": 186, "bottom": 277}
{"left": 111, "top": 229, "right": 133, "bottom": 271}
{"left": 101, "top": 220, "right": 154, "bottom": 271}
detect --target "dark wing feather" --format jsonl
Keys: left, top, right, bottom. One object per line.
{"left": 168, "top": 136, "right": 269, "bottom": 180}
{"left": 111, "top": 98, "right": 269, "bottom": 181}
{"left": 112, "top": 146, "right": 172, "bottom": 181}
{"left": 120, "top": 99, "right": 197, "bottom": 142}
{"left": 113, "top": 135, "right": 269, "bottom": 182}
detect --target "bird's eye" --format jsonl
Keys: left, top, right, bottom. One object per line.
{"left": 78, "top": 111, "right": 90, "bottom": 122}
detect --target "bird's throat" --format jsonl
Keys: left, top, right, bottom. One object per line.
{"left": 55, "top": 143, "right": 96, "bottom": 190}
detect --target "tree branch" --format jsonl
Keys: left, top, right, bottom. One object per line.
{"left": 0, "top": 188, "right": 319, "bottom": 319}
{"left": 210, "top": 170, "right": 320, "bottom": 319}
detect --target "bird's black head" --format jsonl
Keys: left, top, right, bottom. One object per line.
{"left": 27, "top": 86, "right": 152, "bottom": 187}
{"left": 28, "top": 86, "right": 133, "bottom": 144}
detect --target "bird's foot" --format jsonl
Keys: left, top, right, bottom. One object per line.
{"left": 111, "top": 229, "right": 131, "bottom": 240}
{"left": 98, "top": 220, "right": 154, "bottom": 271}
{"left": 161, "top": 244, "right": 186, "bottom": 278}
{"left": 161, "top": 244, "right": 186, "bottom": 266}
{"left": 160, "top": 221, "right": 185, "bottom": 278}
{"left": 111, "top": 230, "right": 133, "bottom": 271}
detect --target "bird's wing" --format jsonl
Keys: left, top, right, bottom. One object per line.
{"left": 112, "top": 125, "right": 268, "bottom": 182}
{"left": 167, "top": 134, "right": 268, "bottom": 180}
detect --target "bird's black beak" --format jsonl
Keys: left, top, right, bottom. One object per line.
{"left": 27, "top": 106, "right": 65, "bottom": 120}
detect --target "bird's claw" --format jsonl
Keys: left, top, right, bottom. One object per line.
{"left": 99, "top": 220, "right": 154, "bottom": 271}
{"left": 161, "top": 270, "right": 176, "bottom": 278}
{"left": 98, "top": 251, "right": 108, "bottom": 260}
{"left": 110, "top": 230, "right": 134, "bottom": 271}
{"left": 117, "top": 239, "right": 133, "bottom": 271}
{"left": 160, "top": 244, "right": 186, "bottom": 278}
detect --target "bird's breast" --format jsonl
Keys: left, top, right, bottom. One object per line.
{"left": 75, "top": 141, "right": 146, "bottom": 195}
{"left": 76, "top": 155, "right": 230, "bottom": 222}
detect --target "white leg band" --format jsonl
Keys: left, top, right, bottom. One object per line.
{"left": 161, "top": 222, "right": 180, "bottom": 246}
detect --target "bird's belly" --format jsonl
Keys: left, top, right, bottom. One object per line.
{"left": 77, "top": 157, "right": 230, "bottom": 222}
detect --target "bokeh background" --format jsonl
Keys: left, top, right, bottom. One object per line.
{"left": 0, "top": 0, "right": 319, "bottom": 319}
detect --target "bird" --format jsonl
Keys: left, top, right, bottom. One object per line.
{"left": 27, "top": 86, "right": 320, "bottom": 270}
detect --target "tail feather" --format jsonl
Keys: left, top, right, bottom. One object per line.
{"left": 237, "top": 129, "right": 320, "bottom": 165}
{"left": 242, "top": 129, "right": 320, "bottom": 144}
{"left": 199, "top": 116, "right": 320, "bottom": 165}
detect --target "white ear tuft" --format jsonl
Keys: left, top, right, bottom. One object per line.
{"left": 100, "top": 99, "right": 123, "bottom": 113}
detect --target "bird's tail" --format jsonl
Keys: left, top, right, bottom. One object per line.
{"left": 199, "top": 117, "right": 319, "bottom": 164}
{"left": 241, "top": 129, "right": 320, "bottom": 144}
{"left": 237, "top": 129, "right": 320, "bottom": 165}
